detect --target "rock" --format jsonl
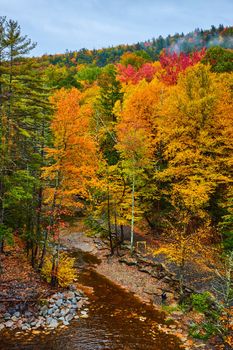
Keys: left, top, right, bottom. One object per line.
{"left": 40, "top": 305, "right": 48, "bottom": 315}
{"left": 76, "top": 300, "right": 84, "bottom": 309}
{"left": 4, "top": 313, "right": 11, "bottom": 320}
{"left": 11, "top": 316, "right": 18, "bottom": 322}
{"left": 66, "top": 291, "right": 75, "bottom": 299}
{"left": 119, "top": 257, "right": 138, "bottom": 266}
{"left": 81, "top": 310, "right": 87, "bottom": 315}
{"left": 14, "top": 311, "right": 20, "bottom": 318}
{"left": 0, "top": 324, "right": 5, "bottom": 331}
{"left": 24, "top": 311, "right": 32, "bottom": 318}
{"left": 56, "top": 299, "right": 63, "bottom": 307}
{"left": 21, "top": 323, "right": 31, "bottom": 331}
{"left": 58, "top": 316, "right": 65, "bottom": 322}
{"left": 69, "top": 284, "right": 76, "bottom": 291}
{"left": 5, "top": 320, "right": 14, "bottom": 328}
{"left": 65, "top": 314, "right": 74, "bottom": 322}
{"left": 63, "top": 320, "right": 69, "bottom": 326}
{"left": 47, "top": 318, "right": 58, "bottom": 328}
{"left": 80, "top": 314, "right": 88, "bottom": 319}
{"left": 47, "top": 308, "right": 55, "bottom": 315}
{"left": 60, "top": 308, "right": 70, "bottom": 316}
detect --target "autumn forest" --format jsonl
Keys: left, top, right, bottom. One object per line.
{"left": 0, "top": 16, "right": 233, "bottom": 350}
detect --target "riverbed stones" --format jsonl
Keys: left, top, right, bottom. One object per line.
{"left": 0, "top": 288, "right": 88, "bottom": 333}
{"left": 5, "top": 320, "right": 14, "bottom": 328}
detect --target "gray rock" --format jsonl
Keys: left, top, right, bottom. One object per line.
{"left": 65, "top": 314, "right": 74, "bottom": 322}
{"left": 5, "top": 320, "right": 14, "bottom": 328}
{"left": 13, "top": 311, "right": 20, "bottom": 318}
{"left": 60, "top": 308, "right": 70, "bottom": 316}
{"left": 21, "top": 323, "right": 30, "bottom": 330}
{"left": 56, "top": 299, "right": 63, "bottom": 307}
{"left": 47, "top": 308, "right": 54, "bottom": 315}
{"left": 24, "top": 311, "right": 32, "bottom": 318}
{"left": 40, "top": 305, "right": 48, "bottom": 315}
{"left": 58, "top": 316, "right": 65, "bottom": 322}
{"left": 4, "top": 313, "right": 11, "bottom": 320}
{"left": 47, "top": 318, "right": 58, "bottom": 328}
{"left": 63, "top": 320, "right": 69, "bottom": 326}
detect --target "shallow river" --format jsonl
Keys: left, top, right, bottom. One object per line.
{"left": 0, "top": 249, "right": 182, "bottom": 350}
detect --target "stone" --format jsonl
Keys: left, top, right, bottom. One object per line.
{"left": 4, "top": 313, "right": 11, "bottom": 320}
{"left": 24, "top": 311, "right": 32, "bottom": 318}
{"left": 5, "top": 320, "right": 14, "bottom": 328}
{"left": 76, "top": 300, "right": 84, "bottom": 309}
{"left": 65, "top": 314, "right": 74, "bottom": 322}
{"left": 11, "top": 316, "right": 18, "bottom": 322}
{"left": 80, "top": 314, "right": 88, "bottom": 319}
{"left": 47, "top": 319, "right": 58, "bottom": 328}
{"left": 60, "top": 308, "right": 70, "bottom": 316}
{"left": 63, "top": 320, "right": 69, "bottom": 326}
{"left": 13, "top": 311, "right": 20, "bottom": 318}
{"left": 40, "top": 305, "right": 48, "bottom": 314}
{"left": 81, "top": 310, "right": 87, "bottom": 315}
{"left": 56, "top": 299, "right": 63, "bottom": 307}
{"left": 21, "top": 323, "right": 31, "bottom": 330}
{"left": 0, "top": 324, "right": 5, "bottom": 331}
{"left": 47, "top": 308, "right": 54, "bottom": 315}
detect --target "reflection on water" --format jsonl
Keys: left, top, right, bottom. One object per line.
{"left": 0, "top": 250, "right": 182, "bottom": 350}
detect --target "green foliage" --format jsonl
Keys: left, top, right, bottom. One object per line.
{"left": 190, "top": 292, "right": 213, "bottom": 313}
{"left": 0, "top": 224, "right": 13, "bottom": 245}
{"left": 202, "top": 47, "right": 233, "bottom": 72}
{"left": 189, "top": 321, "right": 220, "bottom": 340}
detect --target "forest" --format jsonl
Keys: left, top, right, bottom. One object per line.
{"left": 0, "top": 16, "right": 233, "bottom": 349}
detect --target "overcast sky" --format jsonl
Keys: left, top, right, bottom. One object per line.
{"left": 1, "top": 0, "right": 232, "bottom": 56}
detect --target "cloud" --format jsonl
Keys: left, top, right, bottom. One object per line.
{"left": 0, "top": 0, "right": 232, "bottom": 55}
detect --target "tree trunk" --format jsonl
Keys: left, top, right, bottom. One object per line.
{"left": 130, "top": 172, "right": 135, "bottom": 255}
{"left": 107, "top": 186, "right": 114, "bottom": 255}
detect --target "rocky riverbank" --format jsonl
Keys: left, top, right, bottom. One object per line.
{"left": 0, "top": 288, "right": 89, "bottom": 333}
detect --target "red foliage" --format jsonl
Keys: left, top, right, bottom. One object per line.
{"left": 159, "top": 48, "right": 206, "bottom": 85}
{"left": 117, "top": 63, "right": 157, "bottom": 84}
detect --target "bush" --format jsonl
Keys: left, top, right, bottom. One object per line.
{"left": 41, "top": 252, "right": 76, "bottom": 287}
{"left": 189, "top": 321, "right": 219, "bottom": 340}
{"left": 190, "top": 292, "right": 212, "bottom": 313}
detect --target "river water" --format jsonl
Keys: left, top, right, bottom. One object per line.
{"left": 0, "top": 249, "right": 182, "bottom": 350}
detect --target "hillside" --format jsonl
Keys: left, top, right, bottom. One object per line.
{"left": 39, "top": 24, "right": 233, "bottom": 67}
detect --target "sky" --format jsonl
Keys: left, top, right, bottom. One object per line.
{"left": 0, "top": 0, "right": 233, "bottom": 56}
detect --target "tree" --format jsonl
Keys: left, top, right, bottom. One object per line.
{"left": 116, "top": 79, "right": 164, "bottom": 252}
{"left": 42, "top": 87, "right": 98, "bottom": 284}
{"left": 0, "top": 18, "right": 50, "bottom": 257}
{"left": 159, "top": 48, "right": 206, "bottom": 85}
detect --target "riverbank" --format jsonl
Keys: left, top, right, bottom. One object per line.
{"left": 60, "top": 220, "right": 212, "bottom": 350}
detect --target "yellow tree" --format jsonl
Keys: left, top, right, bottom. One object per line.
{"left": 155, "top": 64, "right": 233, "bottom": 295}
{"left": 116, "top": 78, "right": 166, "bottom": 253}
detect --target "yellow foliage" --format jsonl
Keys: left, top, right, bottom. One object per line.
{"left": 41, "top": 253, "right": 76, "bottom": 287}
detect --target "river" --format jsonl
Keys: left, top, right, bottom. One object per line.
{"left": 0, "top": 249, "right": 182, "bottom": 350}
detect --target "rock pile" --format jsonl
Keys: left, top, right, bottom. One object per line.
{"left": 0, "top": 289, "right": 89, "bottom": 332}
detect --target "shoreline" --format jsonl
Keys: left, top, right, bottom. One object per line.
{"left": 60, "top": 223, "right": 209, "bottom": 350}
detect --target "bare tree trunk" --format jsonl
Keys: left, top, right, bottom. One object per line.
{"left": 130, "top": 172, "right": 135, "bottom": 255}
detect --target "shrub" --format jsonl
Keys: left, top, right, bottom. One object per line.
{"left": 190, "top": 292, "right": 212, "bottom": 313}
{"left": 41, "top": 252, "right": 76, "bottom": 287}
